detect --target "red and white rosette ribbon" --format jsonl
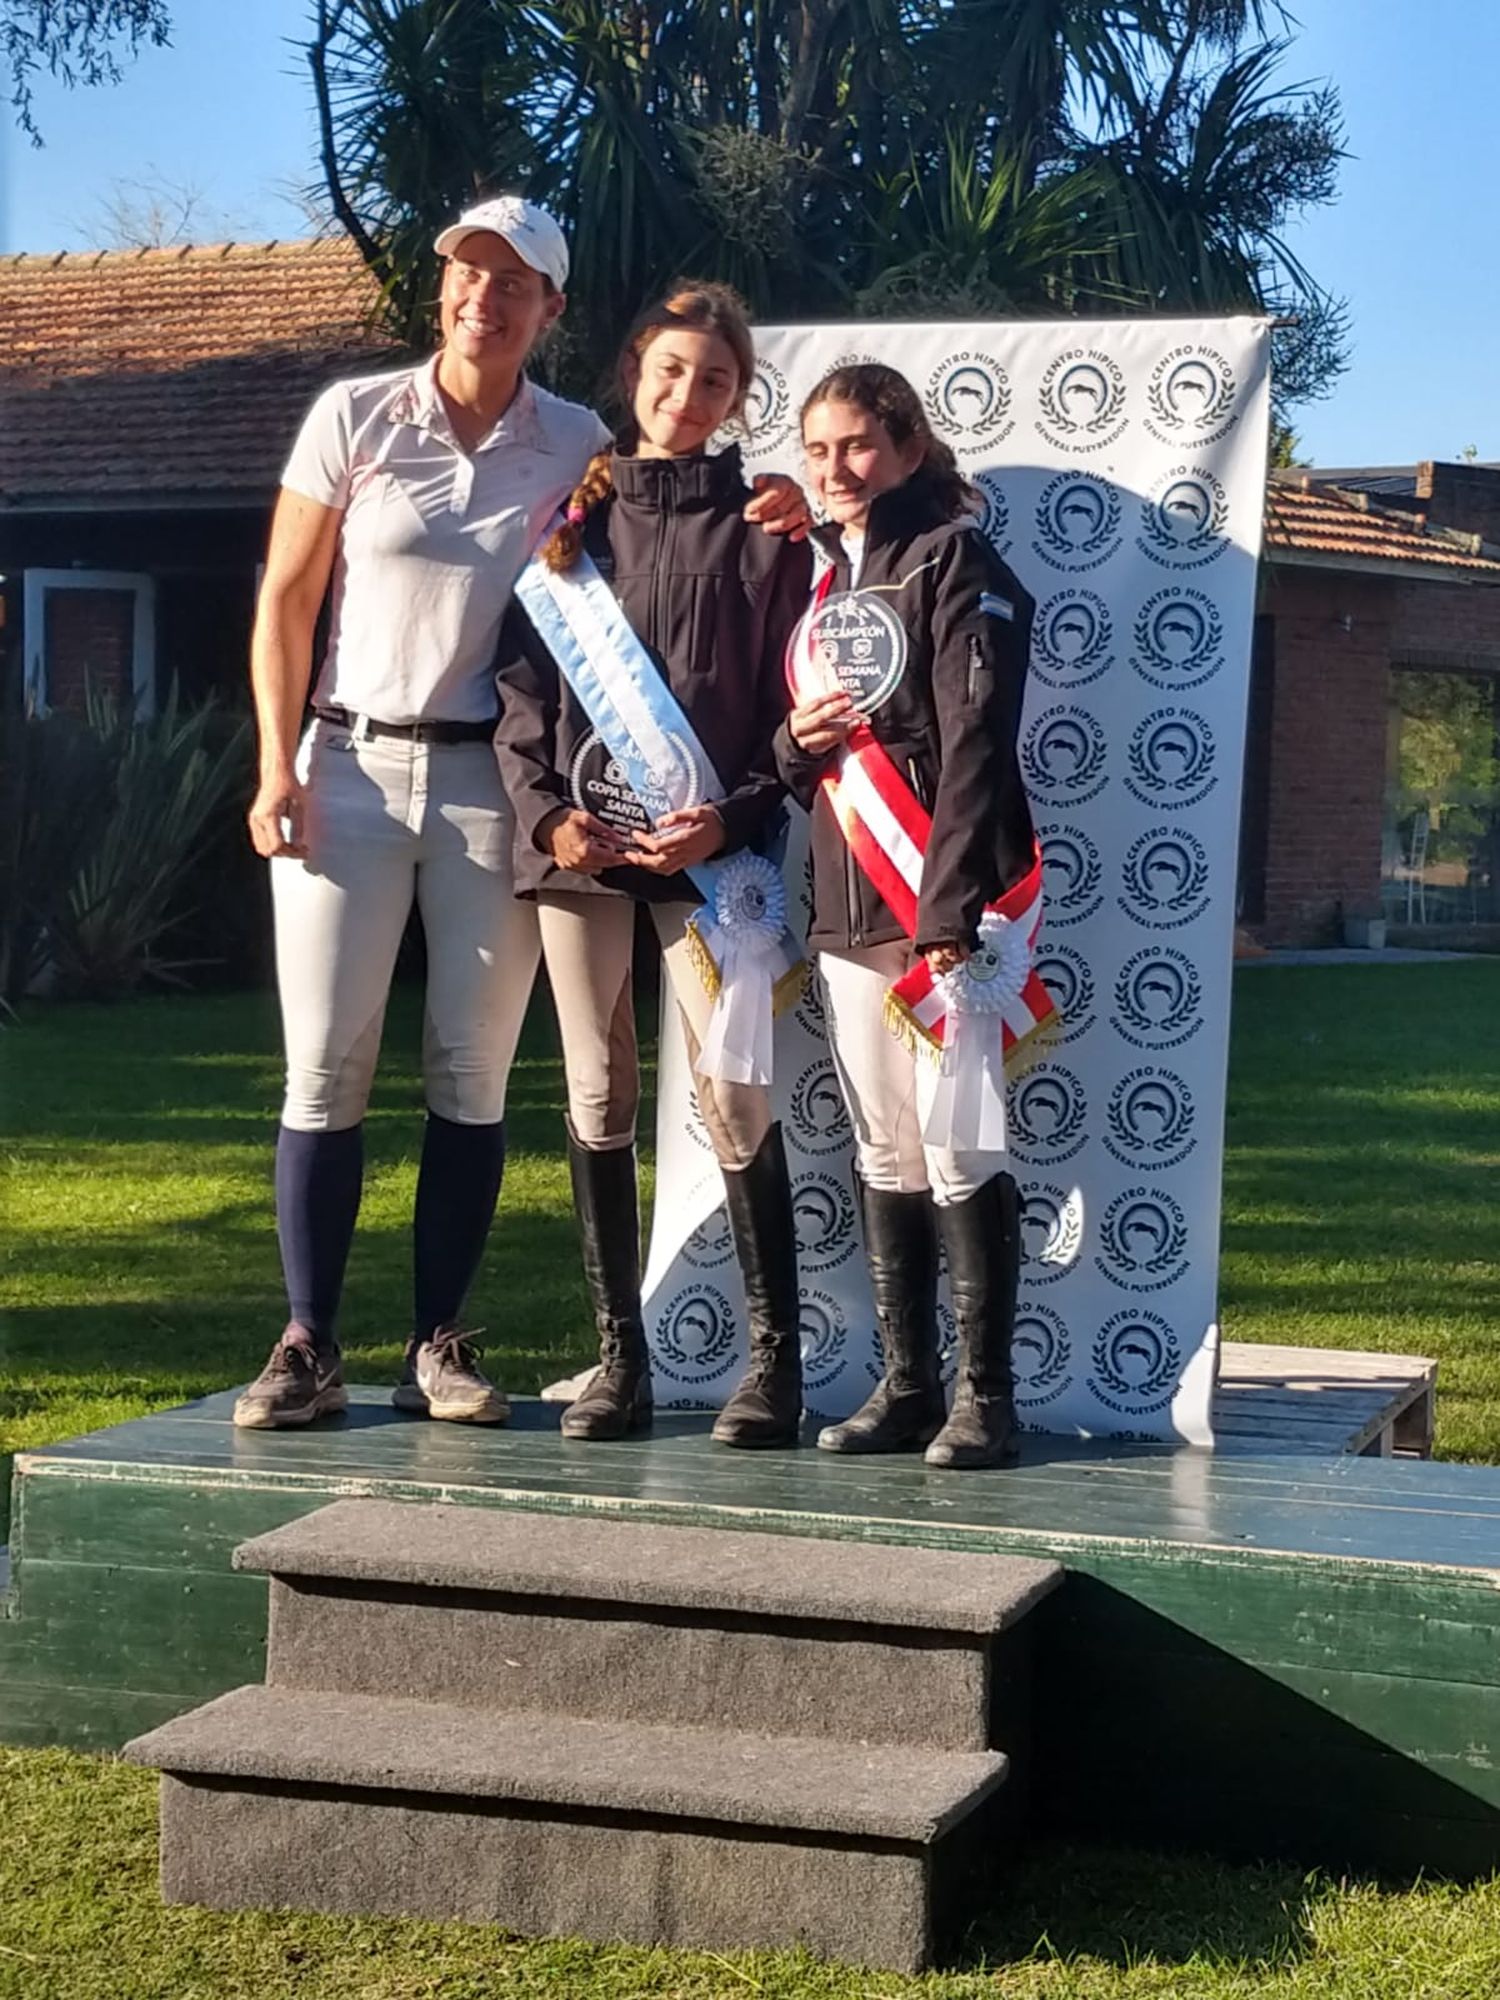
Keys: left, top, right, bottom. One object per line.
{"left": 916, "top": 910, "right": 1033, "bottom": 1149}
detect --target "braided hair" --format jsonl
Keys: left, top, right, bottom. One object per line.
{"left": 542, "top": 279, "right": 755, "bottom": 571}
{"left": 799, "top": 363, "right": 978, "bottom": 523}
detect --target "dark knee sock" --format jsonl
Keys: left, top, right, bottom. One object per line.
{"left": 275, "top": 1124, "right": 364, "bottom": 1352}
{"left": 413, "top": 1112, "right": 507, "bottom": 1341}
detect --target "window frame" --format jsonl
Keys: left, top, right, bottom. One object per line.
{"left": 22, "top": 568, "right": 157, "bottom": 718}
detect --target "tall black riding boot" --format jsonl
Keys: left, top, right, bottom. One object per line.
{"left": 711, "top": 1124, "right": 802, "bottom": 1448}
{"left": 817, "top": 1180, "right": 946, "bottom": 1453}
{"left": 925, "top": 1172, "right": 1022, "bottom": 1470}
{"left": 560, "top": 1131, "right": 653, "bottom": 1441}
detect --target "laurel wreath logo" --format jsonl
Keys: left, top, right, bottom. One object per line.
{"left": 1133, "top": 596, "right": 1225, "bottom": 681}
{"left": 1023, "top": 1189, "right": 1084, "bottom": 1267}
{"left": 924, "top": 360, "right": 1012, "bottom": 439}
{"left": 1106, "top": 1078, "right": 1196, "bottom": 1159}
{"left": 1122, "top": 835, "right": 1209, "bottom": 915}
{"left": 1148, "top": 361, "right": 1237, "bottom": 434}
{"left": 1042, "top": 828, "right": 1103, "bottom": 914}
{"left": 1037, "top": 598, "right": 1112, "bottom": 680}
{"left": 1112, "top": 954, "right": 1202, "bottom": 1037}
{"left": 1092, "top": 1319, "right": 1180, "bottom": 1401}
{"left": 657, "top": 1291, "right": 736, "bottom": 1371}
{"left": 1037, "top": 479, "right": 1122, "bottom": 560}
{"left": 1013, "top": 1315, "right": 1071, "bottom": 1392}
{"left": 1011, "top": 1071, "right": 1088, "bottom": 1152}
{"left": 1038, "top": 952, "right": 1096, "bottom": 1023}
{"left": 1023, "top": 714, "right": 1109, "bottom": 795}
{"left": 1126, "top": 716, "right": 1216, "bottom": 797}
{"left": 1100, "top": 1193, "right": 1189, "bottom": 1277}
{"left": 1040, "top": 363, "right": 1126, "bottom": 437}
{"left": 1142, "top": 477, "right": 1229, "bottom": 556}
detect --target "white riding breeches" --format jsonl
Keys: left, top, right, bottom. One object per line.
{"left": 272, "top": 718, "right": 540, "bottom": 1131}
{"left": 817, "top": 941, "right": 1007, "bottom": 1206}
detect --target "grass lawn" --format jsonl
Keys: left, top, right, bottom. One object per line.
{"left": 2, "top": 959, "right": 1499, "bottom": 1998}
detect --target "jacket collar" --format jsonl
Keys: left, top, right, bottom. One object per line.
{"left": 812, "top": 476, "right": 956, "bottom": 571}
{"left": 610, "top": 443, "right": 746, "bottom": 506}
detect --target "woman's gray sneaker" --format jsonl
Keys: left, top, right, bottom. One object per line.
{"left": 393, "top": 1325, "right": 509, "bottom": 1424}
{"left": 233, "top": 1327, "right": 348, "bottom": 1430}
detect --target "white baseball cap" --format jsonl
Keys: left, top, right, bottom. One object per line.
{"left": 433, "top": 196, "right": 569, "bottom": 290}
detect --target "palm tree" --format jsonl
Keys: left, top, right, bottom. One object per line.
{"left": 304, "top": 0, "right": 1345, "bottom": 408}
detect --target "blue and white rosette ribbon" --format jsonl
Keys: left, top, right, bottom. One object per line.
{"left": 690, "top": 851, "right": 792, "bottom": 1086}
{"left": 920, "top": 911, "right": 1032, "bottom": 1149}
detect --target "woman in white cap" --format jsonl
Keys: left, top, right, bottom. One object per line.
{"left": 236, "top": 198, "right": 802, "bottom": 1430}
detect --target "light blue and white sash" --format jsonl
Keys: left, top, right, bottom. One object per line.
{"left": 514, "top": 542, "right": 802, "bottom": 1085}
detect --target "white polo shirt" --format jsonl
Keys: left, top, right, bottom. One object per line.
{"left": 282, "top": 358, "right": 610, "bottom": 724}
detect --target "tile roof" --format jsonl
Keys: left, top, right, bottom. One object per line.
{"left": 0, "top": 238, "right": 403, "bottom": 506}
{"left": 1265, "top": 474, "right": 1500, "bottom": 578}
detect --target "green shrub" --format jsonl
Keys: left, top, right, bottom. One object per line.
{"left": 0, "top": 685, "right": 251, "bottom": 1004}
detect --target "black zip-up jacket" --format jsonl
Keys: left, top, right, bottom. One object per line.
{"left": 774, "top": 476, "right": 1036, "bottom": 953}
{"left": 495, "top": 445, "right": 812, "bottom": 902}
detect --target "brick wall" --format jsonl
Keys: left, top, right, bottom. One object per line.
{"left": 42, "top": 586, "right": 136, "bottom": 713}
{"left": 1255, "top": 566, "right": 1395, "bottom": 944}
{"left": 1416, "top": 462, "right": 1500, "bottom": 549}
{"left": 1390, "top": 573, "right": 1500, "bottom": 670}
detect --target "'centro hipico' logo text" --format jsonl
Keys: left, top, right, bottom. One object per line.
{"left": 1033, "top": 474, "right": 1123, "bottom": 573}
{"left": 1139, "top": 466, "right": 1230, "bottom": 569}
{"left": 789, "top": 1059, "right": 849, "bottom": 1154}
{"left": 1034, "top": 945, "right": 1097, "bottom": 1043}
{"left": 681, "top": 1205, "right": 736, "bottom": 1269}
{"left": 1126, "top": 708, "right": 1218, "bottom": 809}
{"left": 1033, "top": 590, "right": 1114, "bottom": 689}
{"left": 1131, "top": 589, "right": 1226, "bottom": 691}
{"left": 1089, "top": 1309, "right": 1183, "bottom": 1415}
{"left": 801, "top": 590, "right": 909, "bottom": 715}
{"left": 654, "top": 1284, "right": 738, "bottom": 1385}
{"left": 1110, "top": 946, "right": 1203, "bottom": 1050}
{"left": 791, "top": 1173, "right": 857, "bottom": 1272}
{"left": 1007, "top": 1065, "right": 1088, "bottom": 1164}
{"left": 973, "top": 471, "right": 1012, "bottom": 555}
{"left": 1012, "top": 1303, "right": 1072, "bottom": 1407}
{"left": 1039, "top": 822, "right": 1104, "bottom": 927}
{"left": 741, "top": 359, "right": 792, "bottom": 457}
{"left": 797, "top": 1291, "right": 851, "bottom": 1396}
{"left": 1019, "top": 1181, "right": 1084, "bottom": 1284}
{"left": 1146, "top": 345, "right": 1240, "bottom": 446}
{"left": 1104, "top": 1066, "right": 1197, "bottom": 1171}
{"left": 1022, "top": 706, "right": 1109, "bottom": 806}
{"left": 1119, "top": 827, "right": 1211, "bottom": 930}
{"left": 1096, "top": 1188, "right": 1191, "bottom": 1292}
{"left": 1036, "top": 349, "right": 1128, "bottom": 451}
{"left": 925, "top": 352, "right": 1014, "bottom": 444}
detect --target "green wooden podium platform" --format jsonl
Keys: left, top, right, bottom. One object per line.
{"left": 4, "top": 1388, "right": 1499, "bottom": 1879}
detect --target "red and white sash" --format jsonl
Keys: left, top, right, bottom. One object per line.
{"left": 787, "top": 569, "right": 1057, "bottom": 1068}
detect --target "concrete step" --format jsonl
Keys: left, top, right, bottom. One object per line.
{"left": 240, "top": 1501, "right": 1061, "bottom": 1752}
{"left": 126, "top": 1686, "right": 1010, "bottom": 1972}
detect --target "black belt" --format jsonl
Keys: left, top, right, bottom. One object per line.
{"left": 315, "top": 706, "right": 496, "bottom": 745}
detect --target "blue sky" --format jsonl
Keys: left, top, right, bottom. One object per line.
{"left": 3, "top": 0, "right": 1495, "bottom": 466}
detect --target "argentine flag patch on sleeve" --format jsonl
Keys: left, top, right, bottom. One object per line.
{"left": 979, "top": 590, "right": 1015, "bottom": 622}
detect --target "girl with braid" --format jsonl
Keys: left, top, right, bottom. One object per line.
{"left": 496, "top": 283, "right": 813, "bottom": 1447}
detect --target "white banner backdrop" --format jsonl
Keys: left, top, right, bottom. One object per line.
{"left": 643, "top": 317, "right": 1270, "bottom": 1444}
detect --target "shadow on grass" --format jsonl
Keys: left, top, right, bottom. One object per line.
{"left": 972, "top": 1835, "right": 1315, "bottom": 1971}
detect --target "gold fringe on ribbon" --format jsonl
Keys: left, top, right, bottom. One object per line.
{"left": 683, "top": 917, "right": 723, "bottom": 1001}
{"left": 772, "top": 957, "right": 809, "bottom": 1016}
{"left": 882, "top": 984, "right": 944, "bottom": 1059}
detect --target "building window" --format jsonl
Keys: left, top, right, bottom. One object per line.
{"left": 1383, "top": 669, "right": 1500, "bottom": 924}
{"left": 22, "top": 569, "right": 156, "bottom": 718}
